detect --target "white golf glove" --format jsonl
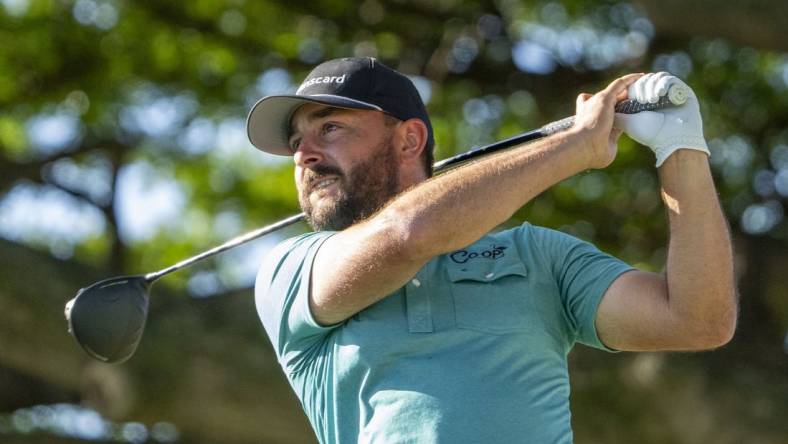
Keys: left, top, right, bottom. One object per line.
{"left": 614, "top": 72, "right": 710, "bottom": 167}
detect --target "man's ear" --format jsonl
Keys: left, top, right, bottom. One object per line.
{"left": 396, "top": 118, "right": 428, "bottom": 162}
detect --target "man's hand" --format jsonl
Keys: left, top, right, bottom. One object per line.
{"left": 614, "top": 72, "right": 710, "bottom": 167}
{"left": 572, "top": 73, "right": 643, "bottom": 169}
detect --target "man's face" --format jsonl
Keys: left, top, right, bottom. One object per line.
{"left": 289, "top": 104, "right": 400, "bottom": 231}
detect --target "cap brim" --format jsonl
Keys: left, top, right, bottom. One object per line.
{"left": 246, "top": 94, "right": 382, "bottom": 156}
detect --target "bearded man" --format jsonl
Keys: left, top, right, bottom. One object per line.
{"left": 247, "top": 57, "right": 736, "bottom": 443}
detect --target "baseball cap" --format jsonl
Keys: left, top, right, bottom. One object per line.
{"left": 247, "top": 57, "right": 434, "bottom": 156}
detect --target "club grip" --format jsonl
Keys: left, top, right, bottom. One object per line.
{"left": 615, "top": 83, "right": 688, "bottom": 113}
{"left": 540, "top": 83, "right": 690, "bottom": 136}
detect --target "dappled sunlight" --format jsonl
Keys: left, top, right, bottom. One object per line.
{"left": 177, "top": 117, "right": 216, "bottom": 155}
{"left": 741, "top": 200, "right": 783, "bottom": 235}
{"left": 72, "top": 0, "right": 118, "bottom": 30}
{"left": 115, "top": 160, "right": 186, "bottom": 243}
{"left": 119, "top": 85, "right": 199, "bottom": 140}
{"left": 0, "top": 182, "right": 106, "bottom": 258}
{"left": 255, "top": 67, "right": 294, "bottom": 97}
{"left": 0, "top": 0, "right": 28, "bottom": 16}
{"left": 46, "top": 153, "right": 114, "bottom": 205}
{"left": 510, "top": 2, "right": 652, "bottom": 74}
{"left": 0, "top": 404, "right": 178, "bottom": 443}
{"left": 652, "top": 51, "right": 693, "bottom": 78}
{"left": 26, "top": 112, "right": 82, "bottom": 157}
{"left": 709, "top": 135, "right": 755, "bottom": 186}
{"left": 408, "top": 75, "right": 433, "bottom": 105}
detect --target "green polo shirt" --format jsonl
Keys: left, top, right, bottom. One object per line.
{"left": 255, "top": 223, "right": 633, "bottom": 443}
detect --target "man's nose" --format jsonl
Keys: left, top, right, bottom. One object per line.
{"left": 293, "top": 136, "right": 324, "bottom": 168}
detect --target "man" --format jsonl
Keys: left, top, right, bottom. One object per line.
{"left": 246, "top": 57, "right": 736, "bottom": 443}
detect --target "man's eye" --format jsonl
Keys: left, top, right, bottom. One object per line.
{"left": 290, "top": 138, "right": 301, "bottom": 150}
{"left": 322, "top": 123, "right": 338, "bottom": 134}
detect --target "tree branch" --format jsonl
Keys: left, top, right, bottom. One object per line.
{"left": 635, "top": 0, "right": 788, "bottom": 51}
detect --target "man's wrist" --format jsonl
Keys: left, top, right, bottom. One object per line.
{"left": 654, "top": 137, "right": 710, "bottom": 167}
{"left": 556, "top": 128, "right": 596, "bottom": 172}
{"left": 657, "top": 148, "right": 713, "bottom": 193}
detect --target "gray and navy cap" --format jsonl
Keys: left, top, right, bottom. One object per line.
{"left": 247, "top": 57, "right": 434, "bottom": 156}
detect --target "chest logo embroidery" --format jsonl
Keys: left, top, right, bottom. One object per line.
{"left": 450, "top": 245, "right": 507, "bottom": 264}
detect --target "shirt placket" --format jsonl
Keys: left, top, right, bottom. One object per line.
{"left": 404, "top": 268, "right": 434, "bottom": 333}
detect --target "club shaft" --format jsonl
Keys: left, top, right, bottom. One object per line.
{"left": 433, "top": 85, "right": 684, "bottom": 170}
{"left": 144, "top": 87, "right": 685, "bottom": 282}
{"left": 144, "top": 213, "right": 306, "bottom": 281}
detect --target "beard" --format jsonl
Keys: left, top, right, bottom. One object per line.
{"left": 299, "top": 136, "right": 400, "bottom": 232}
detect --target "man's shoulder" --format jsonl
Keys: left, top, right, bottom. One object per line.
{"left": 497, "top": 221, "right": 589, "bottom": 245}
{"left": 255, "top": 231, "right": 334, "bottom": 284}
{"left": 485, "top": 221, "right": 566, "bottom": 245}
{"left": 270, "top": 231, "right": 335, "bottom": 258}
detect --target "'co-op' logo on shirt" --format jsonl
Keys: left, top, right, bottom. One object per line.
{"left": 449, "top": 245, "right": 507, "bottom": 264}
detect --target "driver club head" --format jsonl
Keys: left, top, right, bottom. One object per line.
{"left": 65, "top": 275, "right": 151, "bottom": 364}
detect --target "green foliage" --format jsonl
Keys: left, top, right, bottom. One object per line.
{"left": 1, "top": 0, "right": 785, "bottom": 304}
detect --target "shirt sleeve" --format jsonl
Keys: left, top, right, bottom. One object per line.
{"left": 530, "top": 225, "right": 634, "bottom": 351}
{"left": 255, "top": 231, "right": 339, "bottom": 373}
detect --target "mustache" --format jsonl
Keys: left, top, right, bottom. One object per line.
{"left": 303, "top": 165, "right": 344, "bottom": 193}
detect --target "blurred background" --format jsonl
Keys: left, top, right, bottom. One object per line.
{"left": 1, "top": 0, "right": 786, "bottom": 443}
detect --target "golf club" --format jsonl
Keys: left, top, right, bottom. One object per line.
{"left": 65, "top": 84, "right": 688, "bottom": 364}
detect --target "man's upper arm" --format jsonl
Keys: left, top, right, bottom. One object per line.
{"left": 545, "top": 230, "right": 726, "bottom": 353}
{"left": 308, "top": 216, "right": 432, "bottom": 325}
{"left": 595, "top": 270, "right": 699, "bottom": 352}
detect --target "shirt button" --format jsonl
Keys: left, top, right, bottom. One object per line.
{"left": 485, "top": 272, "right": 495, "bottom": 280}
{"left": 411, "top": 278, "right": 421, "bottom": 287}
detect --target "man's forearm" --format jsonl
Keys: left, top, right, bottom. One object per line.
{"left": 382, "top": 129, "right": 591, "bottom": 259}
{"left": 658, "top": 149, "right": 737, "bottom": 345}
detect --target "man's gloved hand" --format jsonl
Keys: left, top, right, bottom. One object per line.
{"left": 614, "top": 72, "right": 710, "bottom": 167}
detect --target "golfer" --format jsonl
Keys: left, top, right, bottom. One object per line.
{"left": 247, "top": 57, "right": 736, "bottom": 443}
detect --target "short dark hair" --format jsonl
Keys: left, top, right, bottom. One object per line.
{"left": 383, "top": 114, "right": 434, "bottom": 178}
